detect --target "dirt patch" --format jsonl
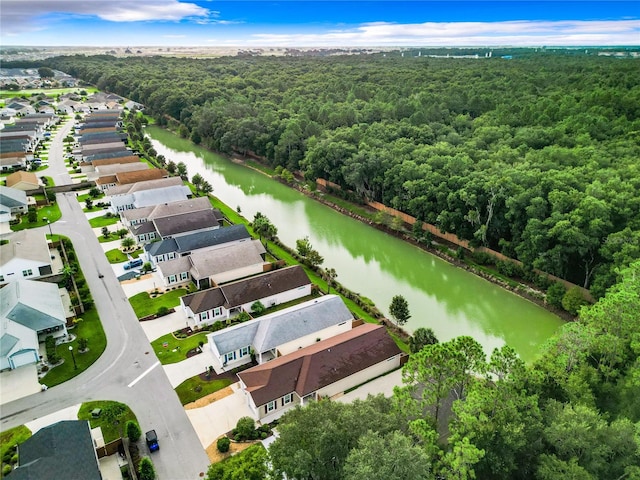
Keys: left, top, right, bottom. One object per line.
{"left": 184, "top": 386, "right": 235, "bottom": 410}
{"left": 206, "top": 437, "right": 261, "bottom": 463}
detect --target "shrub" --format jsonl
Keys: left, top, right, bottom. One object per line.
{"left": 11, "top": 454, "right": 18, "bottom": 465}
{"left": 156, "top": 306, "right": 169, "bottom": 317}
{"left": 78, "top": 337, "right": 89, "bottom": 351}
{"left": 217, "top": 436, "right": 230, "bottom": 453}
{"left": 471, "top": 251, "right": 493, "bottom": 265}
{"left": 2, "top": 464, "right": 12, "bottom": 476}
{"left": 138, "top": 457, "right": 156, "bottom": 480}
{"left": 562, "top": 287, "right": 588, "bottom": 316}
{"left": 210, "top": 321, "right": 224, "bottom": 332}
{"left": 126, "top": 420, "right": 142, "bottom": 442}
{"left": 235, "top": 416, "right": 257, "bottom": 441}
{"left": 546, "top": 282, "right": 567, "bottom": 309}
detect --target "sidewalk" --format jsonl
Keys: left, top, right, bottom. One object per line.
{"left": 24, "top": 404, "right": 82, "bottom": 434}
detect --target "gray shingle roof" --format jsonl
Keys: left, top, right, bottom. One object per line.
{"left": 182, "top": 265, "right": 311, "bottom": 314}
{"left": 153, "top": 209, "right": 221, "bottom": 237}
{"left": 189, "top": 240, "right": 265, "bottom": 279}
{"left": 209, "top": 295, "right": 353, "bottom": 355}
{"left": 0, "top": 186, "right": 27, "bottom": 207}
{"left": 146, "top": 224, "right": 249, "bottom": 257}
{"left": 11, "top": 420, "right": 101, "bottom": 480}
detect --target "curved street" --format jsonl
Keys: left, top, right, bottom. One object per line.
{"left": 1, "top": 119, "right": 210, "bottom": 479}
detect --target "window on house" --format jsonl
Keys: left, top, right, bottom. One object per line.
{"left": 199, "top": 312, "right": 209, "bottom": 322}
{"left": 265, "top": 401, "right": 276, "bottom": 413}
{"left": 22, "top": 269, "right": 33, "bottom": 277}
{"left": 240, "top": 346, "right": 250, "bottom": 357}
{"left": 180, "top": 272, "right": 188, "bottom": 281}
{"left": 0, "top": 275, "right": 4, "bottom": 282}
{"left": 282, "top": 393, "right": 293, "bottom": 406}
{"left": 224, "top": 351, "right": 237, "bottom": 364}
{"left": 213, "top": 307, "right": 222, "bottom": 317}
{"left": 168, "top": 275, "right": 176, "bottom": 284}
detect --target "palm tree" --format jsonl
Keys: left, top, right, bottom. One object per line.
{"left": 121, "top": 237, "right": 136, "bottom": 251}
{"left": 323, "top": 268, "right": 338, "bottom": 294}
{"left": 192, "top": 173, "right": 203, "bottom": 194}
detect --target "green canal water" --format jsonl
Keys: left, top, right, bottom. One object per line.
{"left": 147, "top": 126, "right": 563, "bottom": 362}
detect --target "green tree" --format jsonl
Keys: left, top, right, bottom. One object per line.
{"left": 296, "top": 236, "right": 313, "bottom": 257}
{"left": 176, "top": 161, "right": 188, "bottom": 178}
{"left": 343, "top": 430, "right": 434, "bottom": 480}
{"left": 409, "top": 327, "right": 438, "bottom": 354}
{"left": 125, "top": 420, "right": 141, "bottom": 442}
{"left": 561, "top": 287, "right": 587, "bottom": 315}
{"left": 89, "top": 187, "right": 102, "bottom": 198}
{"left": 102, "top": 403, "right": 127, "bottom": 437}
{"left": 116, "top": 228, "right": 129, "bottom": 239}
{"left": 192, "top": 173, "right": 204, "bottom": 193}
{"left": 389, "top": 295, "right": 410, "bottom": 326}
{"left": 38, "top": 66, "right": 55, "bottom": 78}
{"left": 121, "top": 237, "right": 136, "bottom": 250}
{"left": 85, "top": 198, "right": 93, "bottom": 210}
{"left": 27, "top": 210, "right": 38, "bottom": 223}
{"left": 546, "top": 282, "right": 566, "bottom": 309}
{"left": 101, "top": 226, "right": 110, "bottom": 239}
{"left": 306, "top": 249, "right": 325, "bottom": 269}
{"left": 252, "top": 212, "right": 277, "bottom": 241}
{"left": 138, "top": 457, "right": 156, "bottom": 480}
{"left": 216, "top": 436, "right": 230, "bottom": 453}
{"left": 234, "top": 416, "right": 256, "bottom": 441}
{"left": 250, "top": 301, "right": 265, "bottom": 314}
{"left": 323, "top": 267, "right": 338, "bottom": 294}
{"left": 206, "top": 444, "right": 267, "bottom": 480}
{"left": 200, "top": 180, "right": 213, "bottom": 196}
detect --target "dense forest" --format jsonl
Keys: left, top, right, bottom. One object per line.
{"left": 43, "top": 52, "right": 640, "bottom": 296}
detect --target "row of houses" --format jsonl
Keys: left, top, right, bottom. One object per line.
{"left": 0, "top": 112, "right": 59, "bottom": 171}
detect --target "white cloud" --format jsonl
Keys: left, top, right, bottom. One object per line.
{"left": 248, "top": 20, "right": 640, "bottom": 47}
{"left": 0, "top": 0, "right": 211, "bottom": 35}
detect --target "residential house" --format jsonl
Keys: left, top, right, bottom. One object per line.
{"left": 5, "top": 170, "right": 39, "bottom": 191}
{"left": 156, "top": 238, "right": 267, "bottom": 289}
{"left": 207, "top": 294, "right": 354, "bottom": 372}
{"left": 0, "top": 280, "right": 68, "bottom": 370}
{"left": 95, "top": 168, "right": 167, "bottom": 190}
{"left": 0, "top": 186, "right": 28, "bottom": 223}
{"left": 86, "top": 161, "right": 148, "bottom": 181}
{"left": 10, "top": 420, "right": 101, "bottom": 480}
{"left": 144, "top": 223, "right": 251, "bottom": 266}
{"left": 121, "top": 196, "right": 212, "bottom": 229}
{"left": 130, "top": 208, "right": 223, "bottom": 244}
{"left": 181, "top": 265, "right": 312, "bottom": 326}
{"left": 106, "top": 177, "right": 191, "bottom": 213}
{"left": 237, "top": 323, "right": 403, "bottom": 422}
{"left": 0, "top": 230, "right": 53, "bottom": 284}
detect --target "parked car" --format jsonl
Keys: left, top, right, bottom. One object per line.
{"left": 123, "top": 258, "right": 143, "bottom": 270}
{"left": 145, "top": 430, "right": 159, "bottom": 452}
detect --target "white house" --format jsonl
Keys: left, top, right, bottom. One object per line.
{"left": 0, "top": 280, "right": 69, "bottom": 370}
{"left": 0, "top": 186, "right": 28, "bottom": 223}
{"left": 237, "top": 323, "right": 403, "bottom": 422}
{"left": 206, "top": 294, "right": 354, "bottom": 372}
{"left": 0, "top": 230, "right": 53, "bottom": 284}
{"left": 181, "top": 265, "right": 312, "bottom": 327}
{"left": 107, "top": 178, "right": 191, "bottom": 214}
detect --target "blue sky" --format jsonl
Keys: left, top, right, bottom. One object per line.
{"left": 2, "top": 1, "right": 639, "bottom": 46}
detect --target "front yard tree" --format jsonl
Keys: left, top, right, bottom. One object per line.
{"left": 116, "top": 228, "right": 129, "bottom": 239}
{"left": 125, "top": 420, "right": 141, "bottom": 442}
{"left": 306, "top": 248, "right": 324, "bottom": 269}
{"left": 250, "top": 301, "right": 265, "bottom": 315}
{"left": 389, "top": 295, "right": 411, "bottom": 326}
{"left": 85, "top": 198, "right": 93, "bottom": 210}
{"left": 89, "top": 187, "right": 102, "bottom": 198}
{"left": 101, "top": 226, "right": 110, "bottom": 239}
{"left": 121, "top": 237, "right": 135, "bottom": 251}
{"left": 206, "top": 444, "right": 267, "bottom": 480}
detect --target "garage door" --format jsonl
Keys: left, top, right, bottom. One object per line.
{"left": 10, "top": 350, "right": 38, "bottom": 369}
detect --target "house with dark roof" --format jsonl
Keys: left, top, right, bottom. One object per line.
{"left": 156, "top": 239, "right": 267, "bottom": 289}
{"left": 144, "top": 224, "right": 251, "bottom": 266}
{"left": 130, "top": 209, "right": 222, "bottom": 244}
{"left": 10, "top": 420, "right": 101, "bottom": 480}
{"left": 0, "top": 230, "right": 53, "bottom": 283}
{"left": 121, "top": 196, "right": 212, "bottom": 229}
{"left": 207, "top": 294, "right": 354, "bottom": 372}
{"left": 181, "top": 265, "right": 312, "bottom": 326}
{"left": 0, "top": 280, "right": 68, "bottom": 370}
{"left": 238, "top": 323, "right": 403, "bottom": 421}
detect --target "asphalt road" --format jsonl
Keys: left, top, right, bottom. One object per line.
{"left": 1, "top": 121, "right": 210, "bottom": 479}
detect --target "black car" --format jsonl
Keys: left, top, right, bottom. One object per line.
{"left": 145, "top": 430, "right": 159, "bottom": 452}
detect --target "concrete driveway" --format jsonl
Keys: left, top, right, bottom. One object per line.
{"left": 140, "top": 310, "right": 189, "bottom": 342}
{"left": 163, "top": 349, "right": 217, "bottom": 388}
{"left": 0, "top": 365, "right": 41, "bottom": 404}
{"left": 185, "top": 384, "right": 254, "bottom": 449}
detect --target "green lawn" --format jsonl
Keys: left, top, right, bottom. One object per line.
{"left": 0, "top": 87, "right": 97, "bottom": 98}
{"left": 42, "top": 175, "right": 54, "bottom": 187}
{"left": 41, "top": 308, "right": 108, "bottom": 387}
{"left": 129, "top": 289, "right": 187, "bottom": 319}
{"left": 98, "top": 232, "right": 120, "bottom": 243}
{"left": 151, "top": 332, "right": 209, "bottom": 365}
{"left": 77, "top": 401, "right": 137, "bottom": 443}
{"left": 105, "top": 248, "right": 129, "bottom": 263}
{"left": 0, "top": 425, "right": 31, "bottom": 461}
{"left": 11, "top": 203, "right": 62, "bottom": 231}
{"left": 175, "top": 375, "right": 233, "bottom": 405}
{"left": 89, "top": 215, "right": 119, "bottom": 228}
